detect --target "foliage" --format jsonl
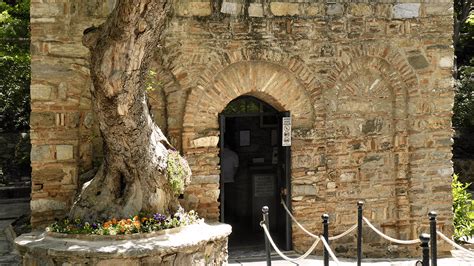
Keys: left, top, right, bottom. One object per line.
{"left": 166, "top": 150, "right": 191, "bottom": 195}
{"left": 453, "top": 63, "right": 474, "bottom": 129}
{"left": 452, "top": 174, "right": 474, "bottom": 241}
{"left": 145, "top": 69, "right": 162, "bottom": 93}
{"left": 0, "top": 0, "right": 30, "bottom": 132}
{"left": 453, "top": 0, "right": 474, "bottom": 131}
{"left": 47, "top": 208, "right": 201, "bottom": 235}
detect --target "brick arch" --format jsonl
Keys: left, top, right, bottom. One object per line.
{"left": 182, "top": 60, "right": 316, "bottom": 142}
{"left": 327, "top": 44, "right": 418, "bottom": 93}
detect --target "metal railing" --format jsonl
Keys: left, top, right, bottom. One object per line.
{"left": 260, "top": 201, "right": 474, "bottom": 265}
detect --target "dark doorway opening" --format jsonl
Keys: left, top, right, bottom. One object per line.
{"left": 219, "top": 96, "right": 292, "bottom": 257}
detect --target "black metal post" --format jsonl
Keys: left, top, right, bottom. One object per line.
{"left": 322, "top": 214, "right": 329, "bottom": 266}
{"left": 429, "top": 211, "right": 438, "bottom": 266}
{"left": 262, "top": 206, "right": 271, "bottom": 266}
{"left": 357, "top": 201, "right": 364, "bottom": 266}
{"left": 420, "top": 233, "right": 430, "bottom": 266}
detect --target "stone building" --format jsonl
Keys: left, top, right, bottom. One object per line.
{"left": 30, "top": 0, "right": 454, "bottom": 257}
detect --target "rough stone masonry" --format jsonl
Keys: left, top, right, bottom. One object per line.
{"left": 29, "top": 0, "right": 454, "bottom": 257}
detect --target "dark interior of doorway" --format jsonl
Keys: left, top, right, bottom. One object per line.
{"left": 220, "top": 96, "right": 288, "bottom": 257}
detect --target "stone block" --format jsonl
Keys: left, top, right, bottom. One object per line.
{"left": 31, "top": 145, "right": 52, "bottom": 162}
{"left": 340, "top": 172, "right": 355, "bottom": 182}
{"left": 349, "top": 4, "right": 373, "bottom": 17}
{"left": 393, "top": 3, "right": 420, "bottom": 19}
{"left": 408, "top": 54, "right": 429, "bottom": 69}
{"left": 270, "top": 2, "right": 300, "bottom": 16}
{"left": 30, "top": 112, "right": 55, "bottom": 128}
{"left": 83, "top": 112, "right": 94, "bottom": 129}
{"left": 293, "top": 184, "right": 317, "bottom": 196}
{"left": 305, "top": 3, "right": 325, "bottom": 16}
{"left": 192, "top": 175, "right": 220, "bottom": 184}
{"left": 192, "top": 136, "right": 219, "bottom": 148}
{"left": 327, "top": 4, "right": 344, "bottom": 16}
{"left": 439, "top": 56, "right": 453, "bottom": 68}
{"left": 58, "top": 83, "right": 67, "bottom": 100}
{"left": 56, "top": 145, "right": 74, "bottom": 161}
{"left": 31, "top": 84, "right": 53, "bottom": 101}
{"left": 220, "top": 1, "right": 242, "bottom": 16}
{"left": 34, "top": 167, "right": 65, "bottom": 181}
{"left": 188, "top": 2, "right": 212, "bottom": 16}
{"left": 248, "top": 3, "right": 264, "bottom": 17}
{"left": 49, "top": 43, "right": 89, "bottom": 58}
{"left": 30, "top": 3, "right": 63, "bottom": 17}
{"left": 425, "top": 3, "right": 452, "bottom": 16}
{"left": 30, "top": 199, "right": 66, "bottom": 212}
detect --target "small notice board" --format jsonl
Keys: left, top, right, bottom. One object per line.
{"left": 282, "top": 117, "right": 291, "bottom": 146}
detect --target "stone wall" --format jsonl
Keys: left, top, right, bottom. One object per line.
{"left": 30, "top": 0, "right": 454, "bottom": 257}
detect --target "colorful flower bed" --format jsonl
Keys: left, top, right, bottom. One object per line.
{"left": 46, "top": 208, "right": 201, "bottom": 235}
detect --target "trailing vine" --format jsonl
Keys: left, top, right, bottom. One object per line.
{"left": 165, "top": 150, "right": 191, "bottom": 195}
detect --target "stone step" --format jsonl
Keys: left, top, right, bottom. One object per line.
{"left": 0, "top": 254, "right": 20, "bottom": 266}
{"left": 0, "top": 187, "right": 30, "bottom": 200}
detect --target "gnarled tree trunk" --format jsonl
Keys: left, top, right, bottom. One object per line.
{"left": 69, "top": 0, "right": 190, "bottom": 221}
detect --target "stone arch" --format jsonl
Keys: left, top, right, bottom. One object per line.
{"left": 326, "top": 44, "right": 418, "bottom": 93}
{"left": 157, "top": 46, "right": 324, "bottom": 150}
{"left": 182, "top": 60, "right": 316, "bottom": 146}
{"left": 323, "top": 44, "right": 417, "bottom": 238}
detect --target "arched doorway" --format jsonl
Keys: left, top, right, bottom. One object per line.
{"left": 219, "top": 96, "right": 292, "bottom": 254}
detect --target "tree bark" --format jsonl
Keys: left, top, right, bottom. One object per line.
{"left": 69, "top": 0, "right": 191, "bottom": 221}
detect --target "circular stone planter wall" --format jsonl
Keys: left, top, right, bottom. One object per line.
{"left": 15, "top": 222, "right": 231, "bottom": 265}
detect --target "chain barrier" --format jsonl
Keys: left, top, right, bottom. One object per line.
{"left": 362, "top": 217, "right": 421, "bottom": 245}
{"left": 436, "top": 231, "right": 474, "bottom": 258}
{"left": 281, "top": 199, "right": 358, "bottom": 241}
{"left": 260, "top": 222, "right": 321, "bottom": 262}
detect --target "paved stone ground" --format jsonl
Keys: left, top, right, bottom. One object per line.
{"left": 1, "top": 199, "right": 473, "bottom": 266}
{"left": 229, "top": 252, "right": 474, "bottom": 266}
{"left": 0, "top": 198, "right": 30, "bottom": 266}
{"left": 229, "top": 249, "right": 474, "bottom": 265}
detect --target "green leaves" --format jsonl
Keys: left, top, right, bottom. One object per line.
{"left": 166, "top": 151, "right": 190, "bottom": 195}
{"left": 0, "top": 0, "right": 30, "bottom": 132}
{"left": 452, "top": 174, "right": 474, "bottom": 241}
{"left": 453, "top": 63, "right": 474, "bottom": 129}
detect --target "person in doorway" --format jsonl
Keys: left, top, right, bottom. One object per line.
{"left": 222, "top": 142, "right": 239, "bottom": 222}
{"left": 222, "top": 143, "right": 239, "bottom": 183}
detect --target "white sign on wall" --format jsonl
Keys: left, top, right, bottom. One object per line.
{"left": 282, "top": 117, "right": 291, "bottom": 146}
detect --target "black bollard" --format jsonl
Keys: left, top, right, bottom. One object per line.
{"left": 322, "top": 214, "right": 329, "bottom": 266}
{"left": 262, "top": 206, "right": 271, "bottom": 266}
{"left": 419, "top": 233, "right": 430, "bottom": 266}
{"left": 357, "top": 201, "right": 364, "bottom": 266}
{"left": 429, "top": 211, "right": 438, "bottom": 266}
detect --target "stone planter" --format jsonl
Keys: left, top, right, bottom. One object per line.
{"left": 15, "top": 222, "right": 231, "bottom": 265}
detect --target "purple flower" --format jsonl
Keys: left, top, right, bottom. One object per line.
{"left": 92, "top": 223, "right": 98, "bottom": 229}
{"left": 153, "top": 213, "right": 166, "bottom": 222}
